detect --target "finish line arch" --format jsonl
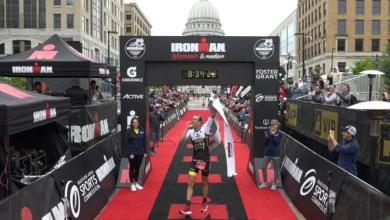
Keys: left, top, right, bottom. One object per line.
{"left": 119, "top": 36, "right": 281, "bottom": 186}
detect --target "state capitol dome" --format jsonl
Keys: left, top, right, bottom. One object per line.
{"left": 183, "top": 0, "right": 225, "bottom": 36}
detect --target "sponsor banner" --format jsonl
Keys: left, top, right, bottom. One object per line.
{"left": 313, "top": 109, "right": 339, "bottom": 141}
{"left": 332, "top": 174, "right": 390, "bottom": 220}
{"left": 280, "top": 134, "right": 347, "bottom": 220}
{"left": 131, "top": 36, "right": 279, "bottom": 62}
{"left": 0, "top": 175, "right": 61, "bottom": 220}
{"left": 170, "top": 37, "right": 227, "bottom": 61}
{"left": 255, "top": 68, "right": 279, "bottom": 80}
{"left": 61, "top": 101, "right": 117, "bottom": 152}
{"left": 12, "top": 63, "right": 53, "bottom": 74}
{"left": 50, "top": 135, "right": 119, "bottom": 220}
{"left": 377, "top": 123, "right": 390, "bottom": 168}
{"left": 0, "top": 134, "right": 119, "bottom": 220}
{"left": 285, "top": 103, "right": 298, "bottom": 127}
{"left": 284, "top": 100, "right": 372, "bottom": 166}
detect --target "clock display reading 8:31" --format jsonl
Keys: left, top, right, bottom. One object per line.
{"left": 182, "top": 70, "right": 218, "bottom": 79}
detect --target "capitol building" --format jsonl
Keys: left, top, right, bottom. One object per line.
{"left": 183, "top": 0, "right": 225, "bottom": 36}
{"left": 181, "top": 0, "right": 224, "bottom": 98}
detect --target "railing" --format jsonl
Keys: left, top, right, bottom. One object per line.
{"left": 334, "top": 74, "right": 381, "bottom": 101}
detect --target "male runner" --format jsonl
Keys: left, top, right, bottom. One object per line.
{"left": 179, "top": 106, "right": 221, "bottom": 215}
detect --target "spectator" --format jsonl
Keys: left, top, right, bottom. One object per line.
{"left": 318, "top": 78, "right": 325, "bottom": 90}
{"left": 382, "top": 89, "right": 390, "bottom": 102}
{"left": 259, "top": 119, "right": 283, "bottom": 191}
{"left": 65, "top": 79, "right": 88, "bottom": 106}
{"left": 33, "top": 82, "right": 42, "bottom": 94}
{"left": 323, "top": 85, "right": 337, "bottom": 106}
{"left": 126, "top": 117, "right": 147, "bottom": 191}
{"left": 311, "top": 84, "right": 324, "bottom": 103}
{"left": 90, "top": 80, "right": 103, "bottom": 103}
{"left": 149, "top": 105, "right": 165, "bottom": 155}
{"left": 336, "top": 84, "right": 352, "bottom": 107}
{"left": 328, "top": 126, "right": 359, "bottom": 176}
{"left": 327, "top": 68, "right": 335, "bottom": 85}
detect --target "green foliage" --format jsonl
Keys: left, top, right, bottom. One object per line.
{"left": 352, "top": 58, "right": 376, "bottom": 75}
{"left": 379, "top": 44, "right": 390, "bottom": 89}
{"left": 0, "top": 77, "right": 27, "bottom": 89}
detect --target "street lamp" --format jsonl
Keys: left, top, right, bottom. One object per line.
{"left": 331, "top": 48, "right": 335, "bottom": 72}
{"left": 295, "top": 32, "right": 312, "bottom": 80}
{"left": 283, "top": 53, "right": 297, "bottom": 84}
{"left": 107, "top": 30, "right": 118, "bottom": 65}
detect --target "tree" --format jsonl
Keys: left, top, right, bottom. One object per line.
{"left": 379, "top": 44, "right": 390, "bottom": 89}
{"left": 353, "top": 58, "right": 376, "bottom": 75}
{"left": 0, "top": 77, "right": 27, "bottom": 89}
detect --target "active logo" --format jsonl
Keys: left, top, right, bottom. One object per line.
{"left": 254, "top": 39, "right": 275, "bottom": 59}
{"left": 125, "top": 38, "right": 145, "bottom": 59}
{"left": 122, "top": 94, "right": 144, "bottom": 100}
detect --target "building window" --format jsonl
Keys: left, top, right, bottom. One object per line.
{"left": 337, "top": 19, "right": 346, "bottom": 34}
{"left": 372, "top": 20, "right": 381, "bottom": 34}
{"left": 355, "top": 20, "right": 364, "bottom": 34}
{"left": 372, "top": 0, "right": 381, "bottom": 15}
{"left": 38, "top": 0, "right": 46, "bottom": 28}
{"left": 13, "top": 40, "right": 31, "bottom": 54}
{"left": 338, "top": 62, "right": 346, "bottom": 72}
{"left": 126, "top": 13, "right": 131, "bottom": 20}
{"left": 54, "top": 0, "right": 61, "bottom": 6}
{"left": 356, "top": 0, "right": 364, "bottom": 14}
{"left": 388, "top": 20, "right": 390, "bottom": 34}
{"left": 54, "top": 14, "right": 61, "bottom": 29}
{"left": 67, "top": 14, "right": 74, "bottom": 28}
{"left": 6, "top": 0, "right": 19, "bottom": 28}
{"left": 67, "top": 0, "right": 74, "bottom": 6}
{"left": 0, "top": 1, "right": 4, "bottom": 28}
{"left": 0, "top": 43, "right": 4, "bottom": 54}
{"left": 372, "top": 39, "right": 380, "bottom": 51}
{"left": 24, "top": 0, "right": 37, "bottom": 28}
{"left": 337, "top": 39, "right": 346, "bottom": 51}
{"left": 355, "top": 39, "right": 364, "bottom": 51}
{"left": 126, "top": 24, "right": 132, "bottom": 33}
{"left": 338, "top": 0, "right": 346, "bottom": 14}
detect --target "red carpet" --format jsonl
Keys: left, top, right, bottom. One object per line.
{"left": 99, "top": 110, "right": 296, "bottom": 219}
{"left": 98, "top": 111, "right": 191, "bottom": 220}
{"left": 232, "top": 128, "right": 296, "bottom": 220}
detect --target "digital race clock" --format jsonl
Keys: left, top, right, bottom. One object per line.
{"left": 182, "top": 70, "right": 218, "bottom": 79}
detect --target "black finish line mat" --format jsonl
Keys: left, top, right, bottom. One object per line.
{"left": 148, "top": 136, "right": 247, "bottom": 220}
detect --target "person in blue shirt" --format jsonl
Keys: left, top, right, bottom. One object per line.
{"left": 259, "top": 119, "right": 284, "bottom": 191}
{"left": 328, "top": 125, "right": 359, "bottom": 176}
{"left": 126, "top": 117, "right": 148, "bottom": 192}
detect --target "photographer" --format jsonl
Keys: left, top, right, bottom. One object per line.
{"left": 328, "top": 126, "right": 359, "bottom": 176}
{"left": 336, "top": 84, "right": 352, "bottom": 107}
{"left": 323, "top": 85, "right": 337, "bottom": 106}
{"left": 311, "top": 84, "right": 324, "bottom": 103}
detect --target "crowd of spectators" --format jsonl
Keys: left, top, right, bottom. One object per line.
{"left": 149, "top": 86, "right": 189, "bottom": 112}
{"left": 220, "top": 93, "right": 251, "bottom": 125}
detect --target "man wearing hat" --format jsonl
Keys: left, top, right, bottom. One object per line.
{"left": 328, "top": 125, "right": 359, "bottom": 176}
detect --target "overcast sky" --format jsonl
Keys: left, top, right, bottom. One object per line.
{"left": 124, "top": 0, "right": 297, "bottom": 36}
